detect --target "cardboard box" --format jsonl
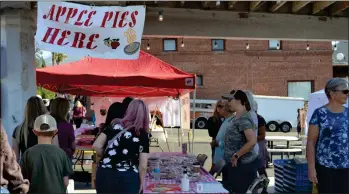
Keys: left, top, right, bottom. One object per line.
{"left": 92, "top": 162, "right": 98, "bottom": 177}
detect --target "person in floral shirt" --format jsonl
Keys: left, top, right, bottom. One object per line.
{"left": 306, "top": 78, "right": 348, "bottom": 193}
{"left": 93, "top": 100, "right": 150, "bottom": 194}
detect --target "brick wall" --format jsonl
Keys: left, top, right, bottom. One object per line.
{"left": 141, "top": 38, "right": 333, "bottom": 99}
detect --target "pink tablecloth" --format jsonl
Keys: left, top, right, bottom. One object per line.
{"left": 143, "top": 152, "right": 228, "bottom": 194}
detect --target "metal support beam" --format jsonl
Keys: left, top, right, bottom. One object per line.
{"left": 292, "top": 1, "right": 311, "bottom": 13}
{"left": 250, "top": 1, "right": 265, "bottom": 12}
{"left": 313, "top": 1, "right": 335, "bottom": 14}
{"left": 331, "top": 1, "right": 349, "bottom": 15}
{"left": 143, "top": 7, "right": 349, "bottom": 41}
{"left": 228, "top": 1, "right": 237, "bottom": 9}
{"left": 270, "top": 1, "right": 287, "bottom": 12}
{"left": 201, "top": 1, "right": 209, "bottom": 9}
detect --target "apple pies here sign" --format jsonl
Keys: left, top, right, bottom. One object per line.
{"left": 36, "top": 2, "right": 146, "bottom": 59}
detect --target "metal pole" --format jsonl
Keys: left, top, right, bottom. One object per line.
{"left": 191, "top": 89, "right": 197, "bottom": 153}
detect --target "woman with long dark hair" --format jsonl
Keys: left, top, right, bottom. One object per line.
{"left": 93, "top": 100, "right": 150, "bottom": 194}
{"left": 50, "top": 98, "right": 76, "bottom": 159}
{"left": 207, "top": 100, "right": 224, "bottom": 173}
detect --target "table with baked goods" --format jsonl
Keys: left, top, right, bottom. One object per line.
{"left": 143, "top": 152, "right": 228, "bottom": 193}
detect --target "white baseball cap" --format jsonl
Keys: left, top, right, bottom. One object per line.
{"left": 34, "top": 114, "right": 57, "bottom": 132}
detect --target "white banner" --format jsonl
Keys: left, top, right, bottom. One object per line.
{"left": 36, "top": 2, "right": 146, "bottom": 59}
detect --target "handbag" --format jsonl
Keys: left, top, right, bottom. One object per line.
{"left": 104, "top": 126, "right": 130, "bottom": 154}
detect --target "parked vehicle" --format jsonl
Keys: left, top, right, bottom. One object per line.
{"left": 190, "top": 95, "right": 304, "bottom": 133}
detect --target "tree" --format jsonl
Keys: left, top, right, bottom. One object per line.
{"left": 35, "top": 48, "right": 46, "bottom": 68}
{"left": 51, "top": 52, "right": 67, "bottom": 65}
{"left": 35, "top": 48, "right": 55, "bottom": 99}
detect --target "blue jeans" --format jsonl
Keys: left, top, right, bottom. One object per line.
{"left": 1, "top": 187, "right": 9, "bottom": 193}
{"left": 96, "top": 167, "right": 140, "bottom": 194}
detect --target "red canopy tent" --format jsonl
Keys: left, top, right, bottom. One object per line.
{"left": 36, "top": 51, "right": 196, "bottom": 97}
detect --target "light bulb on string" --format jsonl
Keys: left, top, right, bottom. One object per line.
{"left": 246, "top": 43, "right": 250, "bottom": 50}
{"left": 181, "top": 38, "right": 185, "bottom": 47}
{"left": 158, "top": 11, "right": 163, "bottom": 21}
{"left": 276, "top": 43, "right": 280, "bottom": 50}
{"left": 216, "top": 1, "right": 220, "bottom": 6}
{"left": 214, "top": 41, "right": 218, "bottom": 48}
{"left": 306, "top": 43, "right": 310, "bottom": 50}
{"left": 334, "top": 43, "right": 337, "bottom": 51}
{"left": 146, "top": 40, "right": 150, "bottom": 50}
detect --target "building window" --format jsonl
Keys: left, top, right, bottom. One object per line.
{"left": 211, "top": 39, "right": 225, "bottom": 51}
{"left": 196, "top": 75, "right": 203, "bottom": 86}
{"left": 269, "top": 40, "right": 281, "bottom": 50}
{"left": 163, "top": 39, "right": 177, "bottom": 51}
{"left": 288, "top": 81, "right": 313, "bottom": 101}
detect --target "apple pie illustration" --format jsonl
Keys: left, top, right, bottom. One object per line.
{"left": 123, "top": 28, "right": 140, "bottom": 55}
{"left": 104, "top": 37, "right": 120, "bottom": 49}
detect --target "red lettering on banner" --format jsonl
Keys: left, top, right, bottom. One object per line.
{"left": 71, "top": 32, "right": 86, "bottom": 48}
{"left": 112, "top": 11, "right": 121, "bottom": 28}
{"left": 118, "top": 11, "right": 129, "bottom": 28}
{"left": 101, "top": 11, "right": 113, "bottom": 28}
{"left": 84, "top": 11, "right": 97, "bottom": 27}
{"left": 74, "top": 10, "right": 88, "bottom": 26}
{"left": 55, "top": 6, "right": 67, "bottom": 22}
{"left": 43, "top": 5, "right": 56, "bottom": 20}
{"left": 65, "top": 8, "right": 78, "bottom": 23}
{"left": 129, "top": 11, "right": 138, "bottom": 27}
{"left": 86, "top": 34, "right": 100, "bottom": 49}
{"left": 57, "top": 30, "right": 71, "bottom": 46}
{"left": 42, "top": 27, "right": 60, "bottom": 44}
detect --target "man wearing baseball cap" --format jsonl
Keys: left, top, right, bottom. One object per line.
{"left": 20, "top": 114, "right": 73, "bottom": 193}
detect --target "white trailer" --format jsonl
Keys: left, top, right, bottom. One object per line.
{"left": 190, "top": 95, "right": 304, "bottom": 133}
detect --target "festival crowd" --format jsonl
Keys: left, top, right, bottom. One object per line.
{"left": 0, "top": 77, "right": 348, "bottom": 194}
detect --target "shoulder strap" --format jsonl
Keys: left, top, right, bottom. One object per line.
{"left": 104, "top": 126, "right": 129, "bottom": 153}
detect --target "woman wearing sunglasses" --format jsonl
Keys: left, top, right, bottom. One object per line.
{"left": 306, "top": 78, "right": 349, "bottom": 193}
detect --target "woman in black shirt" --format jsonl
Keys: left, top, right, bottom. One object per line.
{"left": 12, "top": 96, "right": 48, "bottom": 160}
{"left": 207, "top": 100, "right": 224, "bottom": 173}
{"left": 93, "top": 100, "right": 150, "bottom": 194}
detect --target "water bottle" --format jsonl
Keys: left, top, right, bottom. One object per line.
{"left": 153, "top": 162, "right": 161, "bottom": 181}
{"left": 181, "top": 169, "right": 190, "bottom": 192}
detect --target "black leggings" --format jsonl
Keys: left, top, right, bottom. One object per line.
{"left": 227, "top": 158, "right": 258, "bottom": 193}
{"left": 74, "top": 118, "right": 83, "bottom": 129}
{"left": 316, "top": 163, "right": 349, "bottom": 194}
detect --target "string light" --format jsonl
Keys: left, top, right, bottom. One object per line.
{"left": 276, "top": 43, "right": 280, "bottom": 50}
{"left": 334, "top": 43, "right": 337, "bottom": 51}
{"left": 146, "top": 40, "right": 150, "bottom": 50}
{"left": 214, "top": 41, "right": 218, "bottom": 48}
{"left": 246, "top": 43, "right": 250, "bottom": 50}
{"left": 216, "top": 1, "right": 221, "bottom": 6}
{"left": 181, "top": 38, "right": 185, "bottom": 47}
{"left": 306, "top": 43, "right": 310, "bottom": 50}
{"left": 158, "top": 11, "right": 163, "bottom": 21}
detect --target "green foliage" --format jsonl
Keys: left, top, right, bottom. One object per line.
{"left": 35, "top": 48, "right": 55, "bottom": 99}
{"left": 36, "top": 87, "right": 55, "bottom": 99}
{"left": 35, "top": 48, "right": 46, "bottom": 68}
{"left": 52, "top": 52, "right": 67, "bottom": 65}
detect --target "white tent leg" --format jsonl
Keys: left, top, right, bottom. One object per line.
{"left": 191, "top": 89, "right": 197, "bottom": 153}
